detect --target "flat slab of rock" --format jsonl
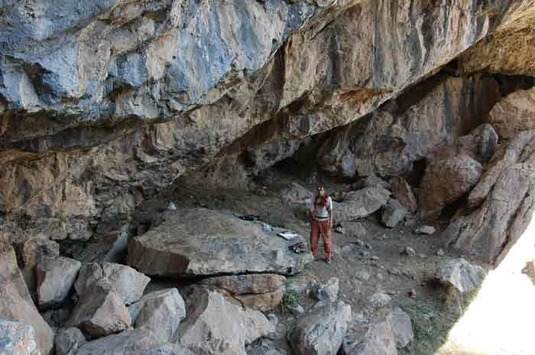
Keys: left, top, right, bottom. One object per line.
{"left": 75, "top": 329, "right": 161, "bottom": 355}
{"left": 200, "top": 274, "right": 286, "bottom": 295}
{"left": 127, "top": 209, "right": 310, "bottom": 277}
{"left": 288, "top": 300, "right": 351, "bottom": 355}
{"left": 444, "top": 130, "right": 535, "bottom": 262}
{"left": 334, "top": 186, "right": 390, "bottom": 222}
{"left": 438, "top": 258, "right": 486, "bottom": 294}
{"left": 129, "top": 288, "right": 186, "bottom": 342}
{"left": 0, "top": 319, "right": 40, "bottom": 355}
{"left": 36, "top": 256, "right": 81, "bottom": 309}
{"left": 178, "top": 289, "right": 274, "bottom": 355}
{"left": 0, "top": 242, "right": 54, "bottom": 355}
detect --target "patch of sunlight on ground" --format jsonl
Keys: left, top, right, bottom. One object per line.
{"left": 437, "top": 212, "right": 535, "bottom": 355}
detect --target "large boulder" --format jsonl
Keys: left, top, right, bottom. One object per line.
{"left": 0, "top": 243, "right": 54, "bottom": 355}
{"left": 128, "top": 288, "right": 186, "bottom": 342}
{"left": 127, "top": 209, "right": 310, "bottom": 277}
{"left": 75, "top": 262, "right": 150, "bottom": 305}
{"left": 487, "top": 88, "right": 535, "bottom": 138}
{"left": 178, "top": 289, "right": 274, "bottom": 355}
{"left": 68, "top": 279, "right": 131, "bottom": 337}
{"left": 419, "top": 152, "right": 482, "bottom": 218}
{"left": 36, "top": 256, "right": 82, "bottom": 309}
{"left": 334, "top": 186, "right": 390, "bottom": 222}
{"left": 0, "top": 318, "right": 40, "bottom": 355}
{"left": 438, "top": 258, "right": 486, "bottom": 295}
{"left": 74, "top": 329, "right": 161, "bottom": 355}
{"left": 200, "top": 274, "right": 286, "bottom": 312}
{"left": 288, "top": 301, "right": 351, "bottom": 355}
{"left": 444, "top": 130, "right": 535, "bottom": 262}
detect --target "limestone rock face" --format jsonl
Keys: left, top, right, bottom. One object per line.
{"left": 487, "top": 88, "right": 535, "bottom": 139}
{"left": 0, "top": 242, "right": 54, "bottom": 355}
{"left": 178, "top": 290, "right": 274, "bottom": 355}
{"left": 127, "top": 209, "right": 310, "bottom": 277}
{"left": 288, "top": 301, "right": 351, "bottom": 355}
{"left": 458, "top": 4, "right": 535, "bottom": 76}
{"left": 444, "top": 130, "right": 535, "bottom": 262}
{"left": 0, "top": 0, "right": 531, "bottom": 244}
{"left": 438, "top": 258, "right": 486, "bottom": 294}
{"left": 36, "top": 256, "right": 82, "bottom": 309}
{"left": 0, "top": 319, "right": 40, "bottom": 355}
{"left": 317, "top": 75, "right": 500, "bottom": 178}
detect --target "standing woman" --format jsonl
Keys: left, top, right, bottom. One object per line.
{"left": 310, "top": 186, "right": 334, "bottom": 264}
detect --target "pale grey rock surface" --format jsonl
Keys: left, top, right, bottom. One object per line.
{"left": 101, "top": 262, "right": 150, "bottom": 305}
{"left": 54, "top": 327, "right": 86, "bottom": 355}
{"left": 288, "top": 300, "right": 351, "bottom": 355}
{"left": 438, "top": 258, "right": 486, "bottom": 295}
{"left": 36, "top": 256, "right": 81, "bottom": 309}
{"left": 386, "top": 308, "right": 414, "bottom": 348}
{"left": 381, "top": 199, "right": 408, "bottom": 228}
{"left": 345, "top": 321, "right": 398, "bottom": 355}
{"left": 129, "top": 288, "right": 185, "bottom": 342}
{"left": 0, "top": 319, "right": 40, "bottom": 355}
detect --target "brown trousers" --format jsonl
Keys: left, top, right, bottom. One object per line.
{"left": 310, "top": 219, "right": 332, "bottom": 259}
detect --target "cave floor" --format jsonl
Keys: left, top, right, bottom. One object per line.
{"left": 143, "top": 168, "right": 518, "bottom": 355}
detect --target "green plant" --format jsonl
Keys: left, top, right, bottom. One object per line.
{"left": 283, "top": 289, "right": 302, "bottom": 308}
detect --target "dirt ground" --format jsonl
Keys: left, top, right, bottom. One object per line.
{"left": 140, "top": 168, "right": 478, "bottom": 355}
